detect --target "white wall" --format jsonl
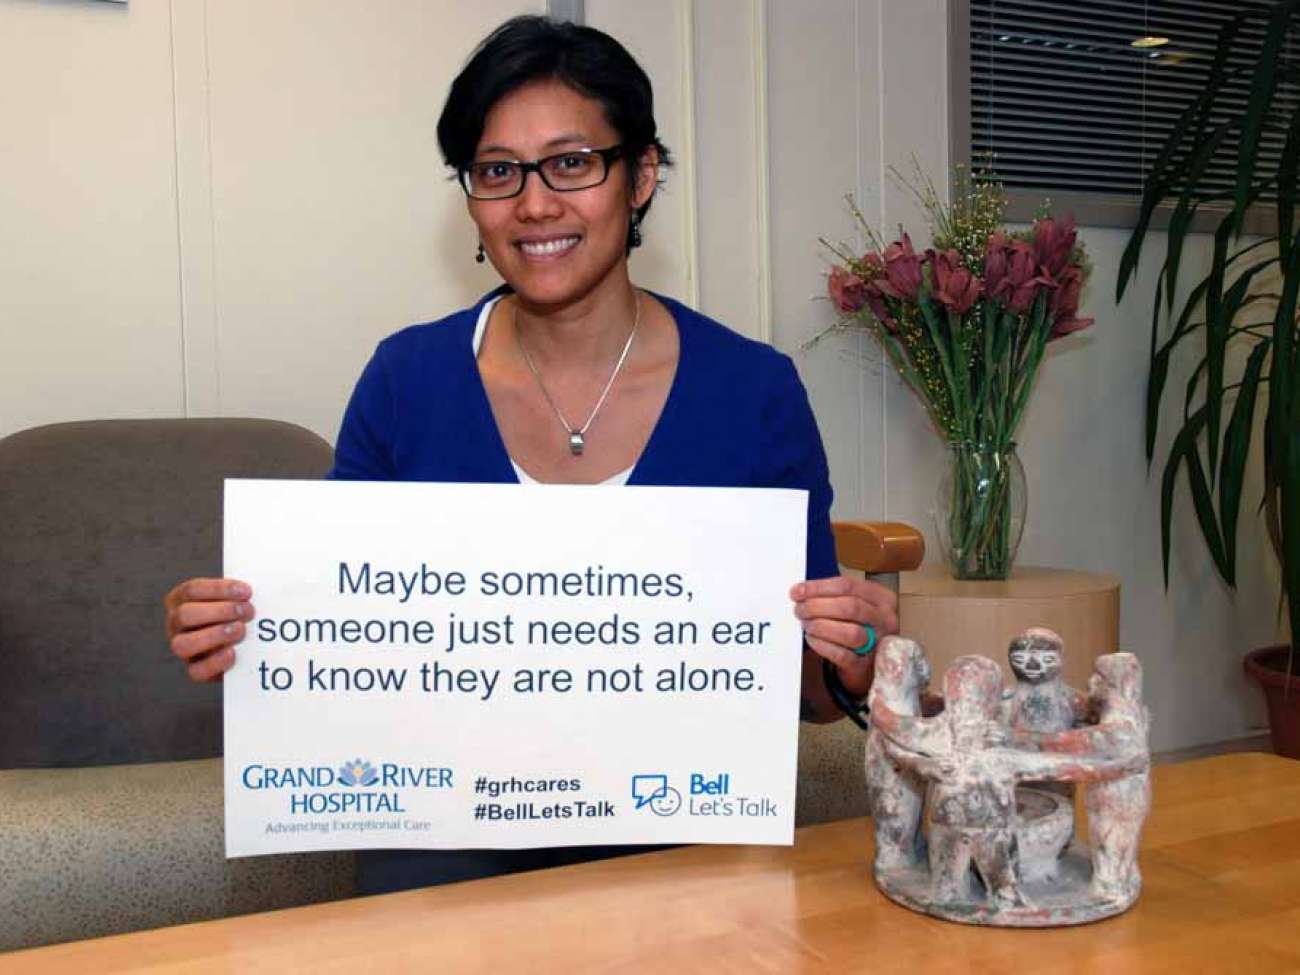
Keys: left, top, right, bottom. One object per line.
{"left": 2, "top": 0, "right": 540, "bottom": 441}
{"left": 767, "top": 0, "right": 952, "bottom": 532}
{"left": 1, "top": 0, "right": 1281, "bottom": 750}
{"left": 1, "top": 0, "right": 184, "bottom": 432}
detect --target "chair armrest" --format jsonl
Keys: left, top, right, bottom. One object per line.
{"left": 799, "top": 522, "right": 924, "bottom": 825}
{"left": 832, "top": 521, "right": 925, "bottom": 574}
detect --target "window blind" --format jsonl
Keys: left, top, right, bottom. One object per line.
{"left": 969, "top": 0, "right": 1299, "bottom": 200}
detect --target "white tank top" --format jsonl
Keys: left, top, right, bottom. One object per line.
{"left": 473, "top": 296, "right": 635, "bottom": 487}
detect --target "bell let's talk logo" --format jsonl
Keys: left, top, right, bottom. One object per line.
{"left": 241, "top": 757, "right": 453, "bottom": 814}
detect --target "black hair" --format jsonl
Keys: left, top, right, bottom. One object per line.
{"left": 437, "top": 16, "right": 672, "bottom": 251}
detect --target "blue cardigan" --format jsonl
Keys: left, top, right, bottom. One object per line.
{"left": 331, "top": 289, "right": 838, "bottom": 582}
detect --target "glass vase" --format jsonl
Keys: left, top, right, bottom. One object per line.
{"left": 933, "top": 442, "right": 1027, "bottom": 580}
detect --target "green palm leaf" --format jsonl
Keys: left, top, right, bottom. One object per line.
{"left": 1165, "top": 123, "right": 1234, "bottom": 319}
{"left": 1125, "top": 4, "right": 1300, "bottom": 654}
{"left": 1273, "top": 233, "right": 1300, "bottom": 649}
{"left": 1186, "top": 432, "right": 1231, "bottom": 584}
{"left": 1117, "top": 14, "right": 1243, "bottom": 304}
{"left": 1207, "top": 230, "right": 1276, "bottom": 477}
{"left": 1219, "top": 340, "right": 1271, "bottom": 581}
{"left": 1161, "top": 406, "right": 1208, "bottom": 587}
{"left": 1232, "top": 1, "right": 1298, "bottom": 234}
{"left": 1277, "top": 98, "right": 1300, "bottom": 268}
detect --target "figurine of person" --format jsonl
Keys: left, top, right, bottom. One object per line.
{"left": 1003, "top": 627, "right": 1089, "bottom": 733}
{"left": 1085, "top": 654, "right": 1151, "bottom": 902}
{"left": 875, "top": 656, "right": 1024, "bottom": 906}
{"left": 1003, "top": 627, "right": 1091, "bottom": 805}
{"left": 875, "top": 656, "right": 1146, "bottom": 911}
{"left": 1012, "top": 653, "right": 1151, "bottom": 904}
{"left": 864, "top": 637, "right": 932, "bottom": 872}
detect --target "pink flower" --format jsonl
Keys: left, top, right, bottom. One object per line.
{"left": 828, "top": 265, "right": 867, "bottom": 314}
{"left": 1005, "top": 241, "right": 1053, "bottom": 314}
{"left": 984, "top": 232, "right": 1013, "bottom": 304}
{"left": 1048, "top": 265, "right": 1094, "bottom": 340}
{"left": 863, "top": 283, "right": 899, "bottom": 333}
{"left": 1032, "top": 214, "right": 1078, "bottom": 279}
{"left": 927, "top": 249, "right": 983, "bottom": 315}
{"left": 877, "top": 233, "right": 924, "bottom": 301}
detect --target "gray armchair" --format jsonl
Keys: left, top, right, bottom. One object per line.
{"left": 0, "top": 419, "right": 355, "bottom": 951}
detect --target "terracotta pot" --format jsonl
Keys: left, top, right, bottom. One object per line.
{"left": 1244, "top": 645, "right": 1300, "bottom": 759}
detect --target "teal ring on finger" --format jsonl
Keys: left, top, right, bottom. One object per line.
{"left": 853, "top": 624, "right": 877, "bottom": 656}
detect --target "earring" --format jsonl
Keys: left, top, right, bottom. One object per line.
{"left": 475, "top": 242, "right": 486, "bottom": 264}
{"left": 629, "top": 220, "right": 643, "bottom": 249}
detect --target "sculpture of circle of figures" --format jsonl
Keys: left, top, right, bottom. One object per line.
{"left": 865, "top": 629, "right": 1151, "bottom": 926}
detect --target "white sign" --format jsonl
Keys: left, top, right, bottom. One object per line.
{"left": 223, "top": 480, "right": 807, "bottom": 857}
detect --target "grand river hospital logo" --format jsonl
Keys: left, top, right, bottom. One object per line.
{"left": 338, "top": 759, "right": 379, "bottom": 787}
{"left": 631, "top": 774, "right": 682, "bottom": 816}
{"left": 243, "top": 757, "right": 452, "bottom": 815}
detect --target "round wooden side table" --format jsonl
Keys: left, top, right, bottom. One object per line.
{"left": 898, "top": 565, "right": 1121, "bottom": 689}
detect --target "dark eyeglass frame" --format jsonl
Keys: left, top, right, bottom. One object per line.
{"left": 457, "top": 145, "right": 627, "bottom": 200}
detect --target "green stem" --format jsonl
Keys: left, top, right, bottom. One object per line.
{"left": 918, "top": 297, "right": 971, "bottom": 440}
{"left": 1007, "top": 294, "right": 1052, "bottom": 438}
{"left": 946, "top": 443, "right": 1021, "bottom": 579}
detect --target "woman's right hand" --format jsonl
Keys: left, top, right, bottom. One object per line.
{"left": 164, "top": 578, "right": 255, "bottom": 682}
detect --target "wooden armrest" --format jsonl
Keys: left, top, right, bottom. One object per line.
{"left": 832, "top": 521, "right": 925, "bottom": 574}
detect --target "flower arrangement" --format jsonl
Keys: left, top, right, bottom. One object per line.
{"left": 819, "top": 167, "right": 1093, "bottom": 578}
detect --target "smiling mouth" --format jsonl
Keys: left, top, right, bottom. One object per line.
{"left": 517, "top": 235, "right": 581, "bottom": 259}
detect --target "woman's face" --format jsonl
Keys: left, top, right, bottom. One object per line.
{"left": 468, "top": 79, "right": 656, "bottom": 309}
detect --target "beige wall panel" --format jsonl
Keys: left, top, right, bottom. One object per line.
{"left": 875, "top": 0, "right": 949, "bottom": 233}
{"left": 202, "top": 0, "right": 539, "bottom": 441}
{"left": 171, "top": 0, "right": 220, "bottom": 416}
{"left": 690, "top": 0, "right": 767, "bottom": 340}
{"left": 585, "top": 0, "right": 695, "bottom": 305}
{"left": 877, "top": 0, "right": 950, "bottom": 536}
{"left": 768, "top": 0, "right": 884, "bottom": 523}
{"left": 0, "top": 0, "right": 184, "bottom": 439}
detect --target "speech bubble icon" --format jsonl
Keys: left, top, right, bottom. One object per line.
{"left": 631, "top": 774, "right": 668, "bottom": 810}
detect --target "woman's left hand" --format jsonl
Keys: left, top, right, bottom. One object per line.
{"left": 790, "top": 575, "right": 900, "bottom": 699}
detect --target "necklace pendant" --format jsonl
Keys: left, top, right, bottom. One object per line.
{"left": 568, "top": 431, "right": 585, "bottom": 455}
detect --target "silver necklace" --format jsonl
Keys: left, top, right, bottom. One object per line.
{"left": 515, "top": 292, "right": 641, "bottom": 456}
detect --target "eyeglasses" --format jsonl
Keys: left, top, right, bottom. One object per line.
{"left": 458, "top": 145, "right": 626, "bottom": 200}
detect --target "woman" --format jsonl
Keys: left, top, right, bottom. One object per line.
{"left": 163, "top": 15, "right": 897, "bottom": 893}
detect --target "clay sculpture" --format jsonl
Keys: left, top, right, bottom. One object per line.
{"left": 865, "top": 631, "right": 1150, "bottom": 926}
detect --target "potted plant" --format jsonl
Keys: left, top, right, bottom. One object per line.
{"left": 1118, "top": 2, "right": 1300, "bottom": 756}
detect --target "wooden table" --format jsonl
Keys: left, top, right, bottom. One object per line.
{"left": 6, "top": 753, "right": 1300, "bottom": 973}
{"left": 900, "top": 565, "right": 1121, "bottom": 688}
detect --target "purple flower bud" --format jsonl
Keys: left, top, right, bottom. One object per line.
{"left": 863, "top": 283, "right": 899, "bottom": 333}
{"left": 1032, "top": 214, "right": 1078, "bottom": 279}
{"left": 1048, "top": 265, "right": 1093, "bottom": 340}
{"left": 828, "top": 265, "right": 868, "bottom": 314}
{"left": 927, "top": 248, "right": 983, "bottom": 316}
{"left": 878, "top": 233, "right": 924, "bottom": 301}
